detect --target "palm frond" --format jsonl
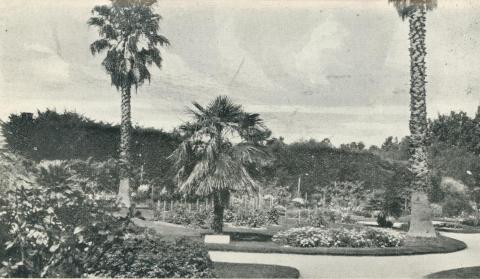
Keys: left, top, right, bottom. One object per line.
{"left": 231, "top": 143, "right": 271, "bottom": 166}
{"left": 88, "top": 0, "right": 168, "bottom": 91}
{"left": 90, "top": 39, "right": 112, "bottom": 55}
{"left": 389, "top": 0, "right": 437, "bottom": 19}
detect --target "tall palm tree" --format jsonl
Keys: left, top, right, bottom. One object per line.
{"left": 389, "top": 0, "right": 437, "bottom": 237}
{"left": 88, "top": 0, "right": 169, "bottom": 208}
{"left": 170, "top": 96, "right": 270, "bottom": 233}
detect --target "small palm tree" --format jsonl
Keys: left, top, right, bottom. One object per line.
{"left": 389, "top": 0, "right": 437, "bottom": 237}
{"left": 170, "top": 96, "right": 270, "bottom": 233}
{"left": 88, "top": 0, "right": 169, "bottom": 207}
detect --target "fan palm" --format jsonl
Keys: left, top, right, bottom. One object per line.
{"left": 88, "top": 0, "right": 169, "bottom": 208}
{"left": 389, "top": 0, "right": 437, "bottom": 237}
{"left": 170, "top": 96, "right": 271, "bottom": 233}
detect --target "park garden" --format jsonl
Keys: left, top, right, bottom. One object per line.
{"left": 1, "top": 0, "right": 480, "bottom": 278}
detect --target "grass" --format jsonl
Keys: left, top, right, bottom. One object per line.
{"left": 213, "top": 262, "right": 299, "bottom": 278}
{"left": 426, "top": 266, "right": 480, "bottom": 278}
{"left": 206, "top": 235, "right": 467, "bottom": 256}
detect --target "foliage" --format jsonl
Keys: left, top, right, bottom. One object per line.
{"left": 170, "top": 96, "right": 271, "bottom": 232}
{"left": 232, "top": 208, "right": 280, "bottom": 228}
{"left": 0, "top": 159, "right": 214, "bottom": 278}
{"left": 263, "top": 138, "right": 408, "bottom": 201}
{"left": 158, "top": 205, "right": 214, "bottom": 229}
{"left": 323, "top": 180, "right": 369, "bottom": 212}
{"left": 272, "top": 226, "right": 405, "bottom": 248}
{"left": 0, "top": 175, "right": 119, "bottom": 277}
{"left": 461, "top": 217, "right": 480, "bottom": 227}
{"left": 429, "top": 110, "right": 480, "bottom": 155}
{"left": 1, "top": 110, "right": 182, "bottom": 193}
{"left": 84, "top": 234, "right": 213, "bottom": 278}
{"left": 0, "top": 151, "right": 37, "bottom": 193}
{"left": 295, "top": 211, "right": 328, "bottom": 228}
{"left": 376, "top": 213, "right": 394, "bottom": 228}
{"left": 88, "top": 0, "right": 169, "bottom": 91}
{"left": 441, "top": 192, "right": 473, "bottom": 217}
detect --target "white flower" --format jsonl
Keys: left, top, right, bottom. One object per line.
{"left": 138, "top": 184, "right": 150, "bottom": 193}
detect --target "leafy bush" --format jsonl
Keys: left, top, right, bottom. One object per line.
{"left": 224, "top": 208, "right": 236, "bottom": 223}
{"left": 353, "top": 210, "right": 372, "bottom": 218}
{"left": 232, "top": 208, "right": 280, "bottom": 228}
{"left": 461, "top": 217, "right": 480, "bottom": 227}
{"left": 157, "top": 205, "right": 214, "bottom": 229}
{"left": 0, "top": 161, "right": 214, "bottom": 278}
{"left": 442, "top": 194, "right": 473, "bottom": 217}
{"left": 84, "top": 233, "right": 213, "bottom": 278}
{"left": 272, "top": 226, "right": 405, "bottom": 248}
{"left": 295, "top": 211, "right": 328, "bottom": 228}
{"left": 0, "top": 179, "right": 119, "bottom": 277}
{"left": 376, "top": 213, "right": 394, "bottom": 228}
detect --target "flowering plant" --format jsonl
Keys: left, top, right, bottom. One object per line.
{"left": 272, "top": 226, "right": 405, "bottom": 248}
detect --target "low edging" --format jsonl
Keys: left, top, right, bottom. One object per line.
{"left": 435, "top": 227, "right": 480, "bottom": 234}
{"left": 425, "top": 266, "right": 480, "bottom": 279}
{"left": 213, "top": 262, "right": 300, "bottom": 278}
{"left": 206, "top": 235, "right": 467, "bottom": 256}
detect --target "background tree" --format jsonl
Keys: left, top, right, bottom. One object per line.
{"left": 170, "top": 96, "right": 270, "bottom": 233}
{"left": 88, "top": 0, "right": 169, "bottom": 207}
{"left": 389, "top": 0, "right": 437, "bottom": 237}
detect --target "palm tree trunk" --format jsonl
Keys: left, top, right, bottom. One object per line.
{"left": 407, "top": 6, "right": 436, "bottom": 238}
{"left": 212, "top": 190, "right": 230, "bottom": 233}
{"left": 118, "top": 86, "right": 132, "bottom": 208}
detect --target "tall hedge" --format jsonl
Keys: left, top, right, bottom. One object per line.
{"left": 1, "top": 110, "right": 182, "bottom": 192}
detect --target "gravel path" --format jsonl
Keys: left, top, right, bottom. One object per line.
{"left": 209, "top": 233, "right": 480, "bottom": 278}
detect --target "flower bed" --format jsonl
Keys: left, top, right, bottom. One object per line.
{"left": 272, "top": 226, "right": 405, "bottom": 248}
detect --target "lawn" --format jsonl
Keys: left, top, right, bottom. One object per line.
{"left": 213, "top": 262, "right": 299, "bottom": 278}
{"left": 426, "top": 266, "right": 480, "bottom": 278}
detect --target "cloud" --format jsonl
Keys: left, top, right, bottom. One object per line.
{"left": 293, "top": 15, "right": 348, "bottom": 87}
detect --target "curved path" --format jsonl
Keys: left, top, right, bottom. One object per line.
{"left": 209, "top": 233, "right": 480, "bottom": 278}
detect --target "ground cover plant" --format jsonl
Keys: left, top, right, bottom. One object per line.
{"left": 272, "top": 226, "right": 405, "bottom": 248}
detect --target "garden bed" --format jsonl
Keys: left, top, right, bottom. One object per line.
{"left": 213, "top": 262, "right": 299, "bottom": 278}
{"left": 206, "top": 235, "right": 466, "bottom": 256}
{"left": 433, "top": 221, "right": 480, "bottom": 234}
{"left": 426, "top": 266, "right": 480, "bottom": 278}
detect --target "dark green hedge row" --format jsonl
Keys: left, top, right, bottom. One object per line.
{"left": 1, "top": 110, "right": 182, "bottom": 191}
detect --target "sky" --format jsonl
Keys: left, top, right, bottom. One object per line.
{"left": 1, "top": 0, "right": 480, "bottom": 146}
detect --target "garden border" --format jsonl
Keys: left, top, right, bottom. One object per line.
{"left": 206, "top": 235, "right": 466, "bottom": 256}
{"left": 213, "top": 262, "right": 300, "bottom": 278}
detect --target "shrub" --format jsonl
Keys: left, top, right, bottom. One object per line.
{"left": 0, "top": 160, "right": 214, "bottom": 278}
{"left": 353, "top": 210, "right": 372, "bottom": 218}
{"left": 295, "top": 211, "right": 328, "bottom": 228}
{"left": 232, "top": 208, "right": 279, "bottom": 228}
{"left": 272, "top": 226, "right": 405, "bottom": 248}
{"left": 158, "top": 205, "right": 214, "bottom": 229}
{"left": 84, "top": 234, "right": 213, "bottom": 278}
{"left": 224, "top": 208, "right": 236, "bottom": 223}
{"left": 376, "top": 213, "right": 393, "bottom": 228}
{"left": 442, "top": 194, "right": 473, "bottom": 217}
{"left": 461, "top": 217, "right": 480, "bottom": 227}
